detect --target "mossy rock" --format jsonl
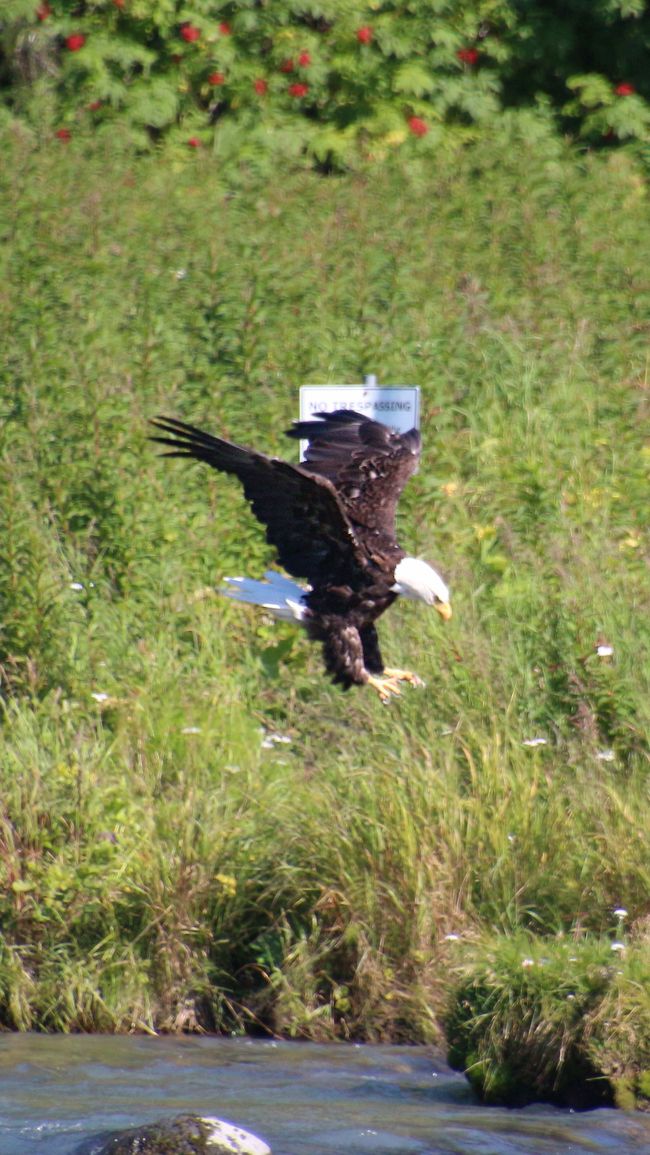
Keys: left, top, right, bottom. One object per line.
{"left": 78, "top": 1114, "right": 271, "bottom": 1155}
{"left": 98, "top": 1115, "right": 211, "bottom": 1154}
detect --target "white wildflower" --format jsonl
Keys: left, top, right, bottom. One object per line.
{"left": 175, "top": 269, "right": 187, "bottom": 280}
{"left": 614, "top": 908, "right": 628, "bottom": 919}
{"left": 521, "top": 958, "right": 535, "bottom": 968}
{"left": 261, "top": 732, "right": 292, "bottom": 749}
{"left": 596, "top": 644, "right": 614, "bottom": 658}
{"left": 69, "top": 581, "right": 84, "bottom": 591}
{"left": 91, "top": 692, "right": 109, "bottom": 703}
{"left": 597, "top": 749, "right": 615, "bottom": 762}
{"left": 444, "top": 933, "right": 460, "bottom": 942}
{"left": 611, "top": 942, "right": 626, "bottom": 953}
{"left": 181, "top": 726, "right": 201, "bottom": 735}
{"left": 523, "top": 737, "right": 547, "bottom": 747}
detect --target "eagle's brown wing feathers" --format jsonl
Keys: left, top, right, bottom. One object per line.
{"left": 287, "top": 410, "right": 420, "bottom": 537}
{"left": 150, "top": 416, "right": 368, "bottom": 589}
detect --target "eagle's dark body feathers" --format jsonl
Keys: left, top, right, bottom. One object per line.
{"left": 151, "top": 410, "right": 447, "bottom": 697}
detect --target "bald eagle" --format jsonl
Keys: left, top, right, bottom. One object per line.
{"left": 150, "top": 409, "right": 451, "bottom": 702}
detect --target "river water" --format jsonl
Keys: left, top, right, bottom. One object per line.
{"left": 0, "top": 1035, "right": 648, "bottom": 1155}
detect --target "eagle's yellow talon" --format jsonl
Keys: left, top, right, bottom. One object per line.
{"left": 367, "top": 673, "right": 402, "bottom": 703}
{"left": 383, "top": 667, "right": 425, "bottom": 688}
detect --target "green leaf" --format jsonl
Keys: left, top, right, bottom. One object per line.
{"left": 392, "top": 62, "right": 437, "bottom": 98}
{"left": 566, "top": 74, "right": 615, "bottom": 109}
{"left": 127, "top": 77, "right": 179, "bottom": 128}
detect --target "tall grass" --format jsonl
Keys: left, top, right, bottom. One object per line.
{"left": 0, "top": 120, "right": 648, "bottom": 1042}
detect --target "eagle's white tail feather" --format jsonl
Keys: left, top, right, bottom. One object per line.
{"left": 220, "top": 571, "right": 309, "bottom": 622}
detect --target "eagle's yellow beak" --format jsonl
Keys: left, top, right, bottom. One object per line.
{"left": 435, "top": 601, "right": 452, "bottom": 621}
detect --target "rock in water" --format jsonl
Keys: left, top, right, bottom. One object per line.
{"left": 77, "top": 1113, "right": 271, "bottom": 1155}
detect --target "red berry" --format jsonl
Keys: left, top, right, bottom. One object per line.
{"left": 66, "top": 33, "right": 86, "bottom": 52}
{"left": 280, "top": 59, "right": 294, "bottom": 74}
{"left": 288, "top": 82, "right": 309, "bottom": 98}
{"left": 208, "top": 72, "right": 226, "bottom": 86}
{"left": 180, "top": 23, "right": 200, "bottom": 43}
{"left": 219, "top": 22, "right": 231, "bottom": 35}
{"left": 254, "top": 78, "right": 268, "bottom": 95}
{"left": 55, "top": 128, "right": 71, "bottom": 140}
{"left": 408, "top": 116, "right": 428, "bottom": 137}
{"left": 88, "top": 100, "right": 102, "bottom": 111}
{"left": 187, "top": 137, "right": 201, "bottom": 148}
{"left": 457, "top": 48, "right": 479, "bottom": 65}
{"left": 615, "top": 82, "right": 635, "bottom": 96}
{"left": 357, "top": 26, "right": 373, "bottom": 44}
{"left": 298, "top": 52, "right": 311, "bottom": 68}
{"left": 36, "top": 3, "right": 51, "bottom": 20}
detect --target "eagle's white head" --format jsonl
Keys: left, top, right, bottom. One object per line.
{"left": 392, "top": 557, "right": 452, "bottom": 620}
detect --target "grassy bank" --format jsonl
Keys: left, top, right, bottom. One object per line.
{"left": 447, "top": 930, "right": 650, "bottom": 1110}
{"left": 0, "top": 121, "right": 649, "bottom": 1094}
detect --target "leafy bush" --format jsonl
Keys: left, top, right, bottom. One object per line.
{"left": 0, "top": 0, "right": 648, "bottom": 162}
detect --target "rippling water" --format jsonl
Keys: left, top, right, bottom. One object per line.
{"left": 0, "top": 1035, "right": 649, "bottom": 1155}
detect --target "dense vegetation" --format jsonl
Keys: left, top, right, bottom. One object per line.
{"left": 0, "top": 117, "right": 649, "bottom": 1103}
{"left": 1, "top": 0, "right": 649, "bottom": 163}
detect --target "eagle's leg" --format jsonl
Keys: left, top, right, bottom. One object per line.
{"left": 359, "top": 626, "right": 413, "bottom": 703}
{"left": 360, "top": 627, "right": 424, "bottom": 692}
{"left": 313, "top": 621, "right": 398, "bottom": 700}
{"left": 359, "top": 624, "right": 385, "bottom": 675}
{"left": 382, "top": 667, "right": 425, "bottom": 688}
{"left": 311, "top": 620, "right": 413, "bottom": 702}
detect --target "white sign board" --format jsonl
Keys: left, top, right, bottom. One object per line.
{"left": 298, "top": 384, "right": 420, "bottom": 460}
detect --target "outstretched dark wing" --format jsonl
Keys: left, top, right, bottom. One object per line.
{"left": 150, "top": 416, "right": 369, "bottom": 588}
{"left": 287, "top": 410, "right": 420, "bottom": 537}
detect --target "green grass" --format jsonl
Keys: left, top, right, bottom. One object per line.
{"left": 0, "top": 120, "right": 648, "bottom": 1074}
